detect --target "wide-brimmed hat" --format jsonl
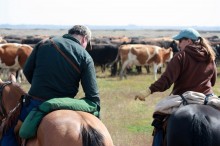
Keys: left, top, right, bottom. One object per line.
{"left": 68, "top": 25, "right": 92, "bottom": 50}
{"left": 173, "top": 28, "right": 201, "bottom": 41}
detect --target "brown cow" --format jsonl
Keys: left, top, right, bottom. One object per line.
{"left": 0, "top": 43, "right": 33, "bottom": 82}
{"left": 116, "top": 44, "right": 173, "bottom": 80}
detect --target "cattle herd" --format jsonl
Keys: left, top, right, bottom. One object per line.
{"left": 0, "top": 30, "right": 220, "bottom": 82}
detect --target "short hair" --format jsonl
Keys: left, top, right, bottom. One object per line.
{"left": 68, "top": 25, "right": 91, "bottom": 41}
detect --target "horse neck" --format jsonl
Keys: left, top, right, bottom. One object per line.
{"left": 2, "top": 83, "right": 25, "bottom": 113}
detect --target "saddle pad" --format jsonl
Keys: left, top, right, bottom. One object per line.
{"left": 154, "top": 91, "right": 220, "bottom": 114}
{"left": 19, "top": 97, "right": 99, "bottom": 139}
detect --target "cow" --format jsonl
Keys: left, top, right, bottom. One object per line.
{"left": 169, "top": 40, "right": 179, "bottom": 55}
{"left": 21, "top": 35, "right": 50, "bottom": 44}
{"left": 0, "top": 43, "right": 33, "bottom": 82}
{"left": 114, "top": 44, "right": 173, "bottom": 80}
{"left": 87, "top": 44, "right": 119, "bottom": 76}
{"left": 0, "top": 37, "right": 7, "bottom": 44}
{"left": 129, "top": 37, "right": 178, "bottom": 74}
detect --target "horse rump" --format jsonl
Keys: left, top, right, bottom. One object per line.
{"left": 166, "top": 104, "right": 220, "bottom": 146}
{"left": 25, "top": 110, "right": 114, "bottom": 146}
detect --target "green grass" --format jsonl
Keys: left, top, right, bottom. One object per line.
{"left": 16, "top": 66, "right": 220, "bottom": 146}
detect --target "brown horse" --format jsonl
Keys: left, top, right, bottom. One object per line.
{"left": 0, "top": 75, "right": 114, "bottom": 146}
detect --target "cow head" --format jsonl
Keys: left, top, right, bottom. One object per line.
{"left": 164, "top": 47, "right": 173, "bottom": 63}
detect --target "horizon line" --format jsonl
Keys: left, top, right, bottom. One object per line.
{"left": 0, "top": 24, "right": 220, "bottom": 31}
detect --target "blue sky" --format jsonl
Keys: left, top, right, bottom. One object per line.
{"left": 0, "top": 0, "right": 219, "bottom": 26}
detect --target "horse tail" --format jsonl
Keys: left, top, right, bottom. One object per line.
{"left": 81, "top": 124, "right": 105, "bottom": 146}
{"left": 192, "top": 114, "right": 212, "bottom": 146}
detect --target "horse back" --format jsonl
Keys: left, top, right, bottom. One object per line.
{"left": 26, "top": 110, "right": 113, "bottom": 146}
{"left": 167, "top": 104, "right": 220, "bottom": 146}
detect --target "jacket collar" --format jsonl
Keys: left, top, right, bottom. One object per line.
{"left": 62, "top": 34, "right": 81, "bottom": 45}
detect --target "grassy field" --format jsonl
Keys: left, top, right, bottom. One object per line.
{"left": 1, "top": 28, "right": 219, "bottom": 38}
{"left": 18, "top": 66, "right": 220, "bottom": 146}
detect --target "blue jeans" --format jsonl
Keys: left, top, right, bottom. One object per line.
{"left": 0, "top": 99, "right": 43, "bottom": 146}
{"left": 152, "top": 129, "right": 163, "bottom": 146}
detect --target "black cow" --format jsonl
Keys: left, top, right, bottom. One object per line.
{"left": 212, "top": 44, "right": 220, "bottom": 65}
{"left": 214, "top": 44, "right": 220, "bottom": 57}
{"left": 21, "top": 37, "right": 43, "bottom": 44}
{"left": 169, "top": 40, "right": 179, "bottom": 55}
{"left": 87, "top": 44, "right": 118, "bottom": 76}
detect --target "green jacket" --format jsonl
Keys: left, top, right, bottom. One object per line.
{"left": 23, "top": 34, "right": 100, "bottom": 111}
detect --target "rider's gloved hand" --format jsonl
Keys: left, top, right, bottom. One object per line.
{"left": 134, "top": 88, "right": 151, "bottom": 101}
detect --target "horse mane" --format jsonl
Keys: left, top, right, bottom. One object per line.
{"left": 81, "top": 124, "right": 105, "bottom": 146}
{"left": 0, "top": 82, "right": 25, "bottom": 135}
{"left": 11, "top": 82, "right": 26, "bottom": 94}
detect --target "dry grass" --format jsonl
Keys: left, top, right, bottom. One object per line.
{"left": 94, "top": 72, "right": 171, "bottom": 146}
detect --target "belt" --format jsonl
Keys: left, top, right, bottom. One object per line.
{"left": 22, "top": 94, "right": 45, "bottom": 107}
{"left": 28, "top": 95, "right": 46, "bottom": 102}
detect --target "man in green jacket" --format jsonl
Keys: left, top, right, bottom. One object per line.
{"left": 23, "top": 25, "right": 100, "bottom": 107}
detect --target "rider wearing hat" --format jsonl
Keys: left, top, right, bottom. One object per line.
{"left": 137, "top": 28, "right": 217, "bottom": 146}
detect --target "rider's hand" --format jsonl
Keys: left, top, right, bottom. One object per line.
{"left": 134, "top": 88, "right": 151, "bottom": 101}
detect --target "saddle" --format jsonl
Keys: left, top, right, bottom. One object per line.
{"left": 151, "top": 91, "right": 219, "bottom": 146}
{"left": 154, "top": 91, "right": 219, "bottom": 114}
{"left": 19, "top": 97, "right": 99, "bottom": 139}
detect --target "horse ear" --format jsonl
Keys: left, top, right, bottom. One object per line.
{"left": 9, "top": 74, "right": 17, "bottom": 83}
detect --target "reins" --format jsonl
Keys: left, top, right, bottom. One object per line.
{"left": 180, "top": 94, "right": 188, "bottom": 105}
